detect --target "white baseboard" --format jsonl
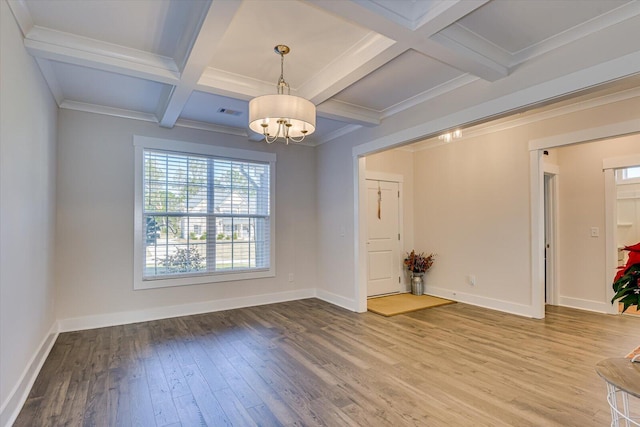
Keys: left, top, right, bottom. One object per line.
{"left": 315, "top": 289, "right": 357, "bottom": 311}
{"left": 1, "top": 322, "right": 58, "bottom": 427}
{"left": 58, "top": 288, "right": 316, "bottom": 332}
{"left": 557, "top": 296, "right": 612, "bottom": 314}
{"left": 425, "top": 285, "right": 535, "bottom": 318}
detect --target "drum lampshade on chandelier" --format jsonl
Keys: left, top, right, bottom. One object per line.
{"left": 249, "top": 45, "right": 316, "bottom": 144}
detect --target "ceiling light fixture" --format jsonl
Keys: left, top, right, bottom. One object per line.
{"left": 249, "top": 45, "right": 316, "bottom": 144}
{"left": 439, "top": 129, "right": 462, "bottom": 143}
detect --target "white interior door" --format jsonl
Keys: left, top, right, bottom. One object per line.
{"left": 366, "top": 179, "right": 400, "bottom": 297}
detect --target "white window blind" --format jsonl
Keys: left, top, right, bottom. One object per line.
{"left": 142, "top": 148, "right": 271, "bottom": 280}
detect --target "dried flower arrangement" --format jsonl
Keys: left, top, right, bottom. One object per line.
{"left": 403, "top": 250, "right": 435, "bottom": 275}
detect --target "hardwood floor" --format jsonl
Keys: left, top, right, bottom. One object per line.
{"left": 14, "top": 299, "right": 639, "bottom": 426}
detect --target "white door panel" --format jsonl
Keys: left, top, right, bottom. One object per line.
{"left": 366, "top": 180, "right": 400, "bottom": 297}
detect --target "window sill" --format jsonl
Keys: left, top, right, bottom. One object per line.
{"left": 134, "top": 268, "right": 275, "bottom": 290}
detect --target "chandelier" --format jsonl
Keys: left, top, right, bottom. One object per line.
{"left": 249, "top": 45, "right": 316, "bottom": 144}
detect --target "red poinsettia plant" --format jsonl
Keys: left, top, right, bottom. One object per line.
{"left": 612, "top": 242, "right": 640, "bottom": 313}
{"left": 404, "top": 250, "right": 435, "bottom": 275}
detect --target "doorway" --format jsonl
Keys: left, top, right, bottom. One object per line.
{"left": 531, "top": 125, "right": 640, "bottom": 318}
{"left": 614, "top": 165, "right": 640, "bottom": 315}
{"left": 543, "top": 168, "right": 558, "bottom": 305}
{"left": 365, "top": 178, "right": 402, "bottom": 297}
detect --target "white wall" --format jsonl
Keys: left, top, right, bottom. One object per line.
{"left": 411, "top": 98, "right": 640, "bottom": 315}
{"left": 55, "top": 109, "right": 317, "bottom": 327}
{"left": 554, "top": 134, "right": 640, "bottom": 309}
{"left": 412, "top": 128, "right": 533, "bottom": 309}
{"left": 0, "top": 0, "right": 58, "bottom": 423}
{"left": 315, "top": 134, "right": 356, "bottom": 307}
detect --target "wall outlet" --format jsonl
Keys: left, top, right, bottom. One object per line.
{"left": 467, "top": 274, "right": 476, "bottom": 286}
{"left": 288, "top": 273, "right": 294, "bottom": 283}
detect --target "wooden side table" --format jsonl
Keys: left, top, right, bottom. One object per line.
{"left": 596, "top": 358, "right": 640, "bottom": 427}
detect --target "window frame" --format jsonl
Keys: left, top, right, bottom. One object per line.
{"left": 133, "top": 135, "right": 276, "bottom": 290}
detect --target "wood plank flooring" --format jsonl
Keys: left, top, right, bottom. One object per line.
{"left": 14, "top": 299, "right": 640, "bottom": 426}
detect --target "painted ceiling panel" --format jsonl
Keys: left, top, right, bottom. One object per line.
{"left": 333, "top": 50, "right": 464, "bottom": 112}
{"left": 208, "top": 0, "right": 370, "bottom": 90}
{"left": 180, "top": 91, "right": 248, "bottom": 128}
{"left": 456, "top": 0, "right": 631, "bottom": 54}
{"left": 358, "top": 0, "right": 442, "bottom": 28}
{"left": 51, "top": 61, "right": 168, "bottom": 114}
{"left": 24, "top": 0, "right": 209, "bottom": 59}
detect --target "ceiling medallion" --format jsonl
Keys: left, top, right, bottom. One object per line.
{"left": 248, "top": 45, "right": 316, "bottom": 144}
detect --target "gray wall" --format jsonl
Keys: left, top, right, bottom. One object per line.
{"left": 55, "top": 110, "right": 317, "bottom": 324}
{"left": 0, "top": 0, "right": 58, "bottom": 421}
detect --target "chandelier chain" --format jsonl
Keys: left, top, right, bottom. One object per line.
{"left": 277, "top": 50, "right": 290, "bottom": 95}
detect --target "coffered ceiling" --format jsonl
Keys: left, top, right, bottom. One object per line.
{"left": 7, "top": 0, "right": 640, "bottom": 145}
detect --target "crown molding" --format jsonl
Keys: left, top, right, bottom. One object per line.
{"left": 173, "top": 119, "right": 247, "bottom": 137}
{"left": 315, "top": 124, "right": 363, "bottom": 146}
{"left": 59, "top": 100, "right": 251, "bottom": 138}
{"left": 410, "top": 85, "right": 640, "bottom": 152}
{"left": 60, "top": 100, "right": 159, "bottom": 123}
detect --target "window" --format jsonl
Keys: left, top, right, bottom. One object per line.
{"left": 616, "top": 166, "right": 640, "bottom": 184}
{"left": 134, "top": 136, "right": 275, "bottom": 289}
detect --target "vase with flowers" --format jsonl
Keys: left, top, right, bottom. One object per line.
{"left": 612, "top": 242, "right": 640, "bottom": 313}
{"left": 404, "top": 250, "right": 435, "bottom": 295}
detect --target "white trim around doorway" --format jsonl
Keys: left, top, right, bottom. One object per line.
{"left": 529, "top": 118, "right": 640, "bottom": 318}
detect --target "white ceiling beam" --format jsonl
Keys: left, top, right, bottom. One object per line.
{"left": 23, "top": 26, "right": 180, "bottom": 85}
{"left": 157, "top": 0, "right": 242, "bottom": 128}
{"left": 435, "top": 25, "right": 512, "bottom": 67}
{"left": 317, "top": 99, "right": 380, "bottom": 126}
{"left": 298, "top": 33, "right": 404, "bottom": 104}
{"left": 307, "top": 0, "right": 508, "bottom": 81}
{"left": 412, "top": 0, "right": 490, "bottom": 36}
{"left": 197, "top": 68, "right": 272, "bottom": 100}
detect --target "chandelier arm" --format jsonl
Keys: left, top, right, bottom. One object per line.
{"left": 283, "top": 122, "right": 305, "bottom": 144}
{"left": 264, "top": 132, "right": 279, "bottom": 144}
{"left": 286, "top": 134, "right": 306, "bottom": 143}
